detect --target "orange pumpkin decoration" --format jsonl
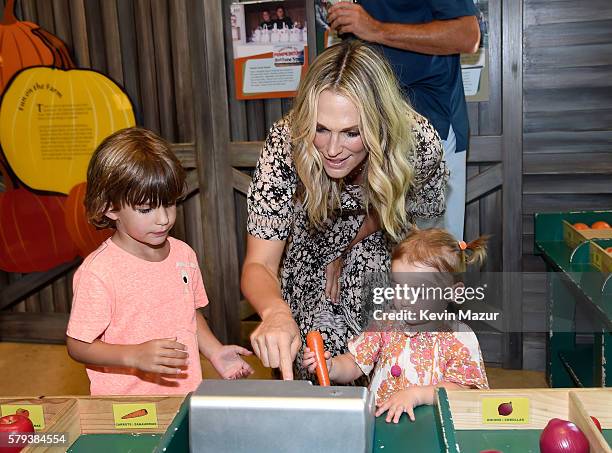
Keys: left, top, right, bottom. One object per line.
{"left": 0, "top": 187, "right": 78, "bottom": 272}
{"left": 0, "top": 0, "right": 74, "bottom": 93}
{"left": 65, "top": 182, "right": 112, "bottom": 257}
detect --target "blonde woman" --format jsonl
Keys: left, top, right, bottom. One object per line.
{"left": 242, "top": 40, "right": 448, "bottom": 381}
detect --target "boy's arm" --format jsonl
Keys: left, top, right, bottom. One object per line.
{"left": 66, "top": 335, "right": 188, "bottom": 374}
{"left": 195, "top": 310, "right": 224, "bottom": 358}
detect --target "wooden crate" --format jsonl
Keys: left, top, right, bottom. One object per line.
{"left": 591, "top": 240, "right": 612, "bottom": 274}
{"left": 1, "top": 395, "right": 185, "bottom": 452}
{"left": 441, "top": 387, "right": 612, "bottom": 453}
{"left": 563, "top": 220, "right": 612, "bottom": 249}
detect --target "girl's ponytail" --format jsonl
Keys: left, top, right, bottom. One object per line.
{"left": 460, "top": 235, "right": 489, "bottom": 269}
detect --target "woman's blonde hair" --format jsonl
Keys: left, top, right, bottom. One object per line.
{"left": 392, "top": 228, "right": 488, "bottom": 273}
{"left": 85, "top": 127, "right": 186, "bottom": 228}
{"left": 291, "top": 40, "right": 418, "bottom": 242}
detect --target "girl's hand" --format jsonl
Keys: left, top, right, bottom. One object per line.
{"left": 375, "top": 388, "right": 424, "bottom": 423}
{"left": 130, "top": 338, "right": 189, "bottom": 374}
{"left": 209, "top": 345, "right": 254, "bottom": 379}
{"left": 302, "top": 346, "right": 332, "bottom": 374}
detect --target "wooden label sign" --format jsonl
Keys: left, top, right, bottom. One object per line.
{"left": 112, "top": 403, "right": 158, "bottom": 429}
{"left": 1, "top": 404, "right": 45, "bottom": 429}
{"left": 481, "top": 397, "right": 530, "bottom": 425}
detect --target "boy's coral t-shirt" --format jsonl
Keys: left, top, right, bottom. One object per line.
{"left": 67, "top": 237, "right": 208, "bottom": 395}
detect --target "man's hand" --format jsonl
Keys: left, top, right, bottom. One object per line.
{"left": 327, "top": 3, "right": 382, "bottom": 42}
{"left": 250, "top": 307, "right": 301, "bottom": 380}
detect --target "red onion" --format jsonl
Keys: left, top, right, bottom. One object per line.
{"left": 539, "top": 418, "right": 589, "bottom": 453}
{"left": 497, "top": 401, "right": 513, "bottom": 416}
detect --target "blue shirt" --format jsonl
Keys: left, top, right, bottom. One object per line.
{"left": 360, "top": 0, "right": 478, "bottom": 151}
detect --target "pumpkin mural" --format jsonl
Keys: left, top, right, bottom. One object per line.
{"left": 0, "top": 66, "right": 135, "bottom": 194}
{"left": 65, "top": 182, "right": 112, "bottom": 257}
{"left": 0, "top": 187, "right": 78, "bottom": 273}
{"left": 0, "top": 0, "right": 74, "bottom": 93}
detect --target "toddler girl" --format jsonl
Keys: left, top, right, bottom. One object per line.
{"left": 304, "top": 228, "right": 489, "bottom": 422}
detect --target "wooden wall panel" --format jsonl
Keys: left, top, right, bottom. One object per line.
{"left": 522, "top": 0, "right": 612, "bottom": 369}
{"left": 0, "top": 0, "right": 216, "bottom": 339}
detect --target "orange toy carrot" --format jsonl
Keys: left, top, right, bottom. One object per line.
{"left": 121, "top": 408, "right": 148, "bottom": 419}
{"left": 306, "top": 331, "right": 330, "bottom": 386}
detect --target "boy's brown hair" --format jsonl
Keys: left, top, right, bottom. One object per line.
{"left": 85, "top": 127, "right": 186, "bottom": 229}
{"left": 392, "top": 228, "right": 488, "bottom": 273}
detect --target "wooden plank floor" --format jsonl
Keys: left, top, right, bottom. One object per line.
{"left": 0, "top": 342, "right": 547, "bottom": 396}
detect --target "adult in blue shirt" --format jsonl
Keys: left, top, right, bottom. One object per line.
{"left": 328, "top": 0, "right": 480, "bottom": 240}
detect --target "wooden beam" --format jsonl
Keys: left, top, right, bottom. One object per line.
{"left": 227, "top": 136, "right": 503, "bottom": 169}
{"left": 188, "top": 0, "right": 241, "bottom": 344}
{"left": 468, "top": 136, "right": 502, "bottom": 163}
{"left": 502, "top": 0, "right": 523, "bottom": 369}
{"left": 0, "top": 260, "right": 81, "bottom": 311}
{"left": 0, "top": 312, "right": 69, "bottom": 343}
{"left": 184, "top": 169, "right": 199, "bottom": 196}
{"left": 524, "top": 152, "right": 612, "bottom": 175}
{"left": 232, "top": 169, "right": 252, "bottom": 196}
{"left": 229, "top": 141, "right": 262, "bottom": 167}
{"left": 466, "top": 164, "right": 503, "bottom": 203}
{"left": 170, "top": 142, "right": 196, "bottom": 168}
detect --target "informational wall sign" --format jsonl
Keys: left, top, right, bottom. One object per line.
{"left": 0, "top": 67, "right": 135, "bottom": 194}
{"left": 231, "top": 0, "right": 309, "bottom": 100}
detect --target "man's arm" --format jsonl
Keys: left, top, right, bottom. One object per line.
{"left": 328, "top": 3, "right": 480, "bottom": 55}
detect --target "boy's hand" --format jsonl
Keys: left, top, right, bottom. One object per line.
{"left": 130, "top": 338, "right": 188, "bottom": 374}
{"left": 302, "top": 346, "right": 332, "bottom": 374}
{"left": 375, "top": 388, "right": 424, "bottom": 423}
{"left": 209, "top": 345, "right": 254, "bottom": 379}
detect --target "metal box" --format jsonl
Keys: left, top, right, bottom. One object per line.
{"left": 189, "top": 379, "right": 375, "bottom": 453}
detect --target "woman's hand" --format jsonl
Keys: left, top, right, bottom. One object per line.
{"left": 302, "top": 346, "right": 332, "bottom": 374}
{"left": 209, "top": 345, "right": 254, "bottom": 379}
{"left": 375, "top": 387, "right": 431, "bottom": 423}
{"left": 325, "top": 256, "right": 343, "bottom": 303}
{"left": 250, "top": 307, "right": 301, "bottom": 380}
{"left": 128, "top": 338, "right": 189, "bottom": 375}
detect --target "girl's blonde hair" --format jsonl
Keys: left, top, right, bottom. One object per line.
{"left": 392, "top": 228, "right": 488, "bottom": 273}
{"left": 85, "top": 127, "right": 186, "bottom": 228}
{"left": 291, "top": 40, "right": 418, "bottom": 242}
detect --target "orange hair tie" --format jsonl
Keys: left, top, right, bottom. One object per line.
{"left": 458, "top": 240, "right": 468, "bottom": 251}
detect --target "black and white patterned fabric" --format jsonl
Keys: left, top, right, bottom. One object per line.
{"left": 247, "top": 115, "right": 448, "bottom": 380}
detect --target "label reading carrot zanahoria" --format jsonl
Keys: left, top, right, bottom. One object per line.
{"left": 1, "top": 404, "right": 45, "bottom": 429}
{"left": 112, "top": 403, "right": 158, "bottom": 429}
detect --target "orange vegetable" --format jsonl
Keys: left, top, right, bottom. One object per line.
{"left": 573, "top": 223, "right": 589, "bottom": 230}
{"left": 606, "top": 247, "right": 612, "bottom": 253}
{"left": 121, "top": 408, "right": 148, "bottom": 419}
{"left": 591, "top": 221, "right": 611, "bottom": 229}
{"left": 306, "top": 331, "right": 330, "bottom": 386}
